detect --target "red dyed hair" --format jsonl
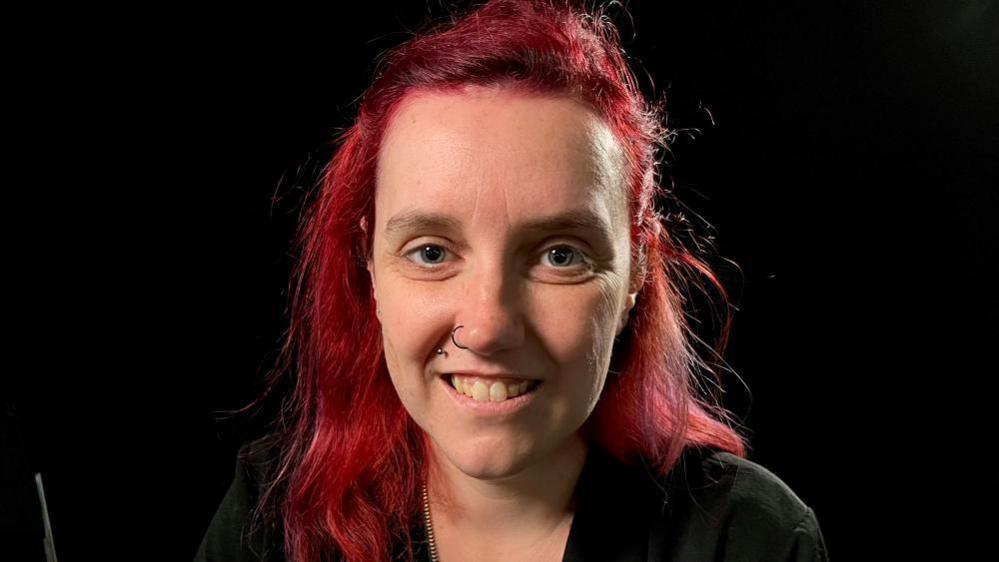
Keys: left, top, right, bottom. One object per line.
{"left": 239, "top": 1, "right": 749, "bottom": 560}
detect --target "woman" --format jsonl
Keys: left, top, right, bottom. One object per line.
{"left": 196, "top": 1, "right": 829, "bottom": 561}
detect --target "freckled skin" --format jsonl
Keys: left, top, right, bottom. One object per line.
{"left": 366, "top": 85, "right": 638, "bottom": 485}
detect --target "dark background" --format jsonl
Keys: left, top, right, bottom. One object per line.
{"left": 4, "top": 1, "right": 996, "bottom": 560}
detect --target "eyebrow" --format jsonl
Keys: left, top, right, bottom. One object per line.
{"left": 384, "top": 208, "right": 614, "bottom": 243}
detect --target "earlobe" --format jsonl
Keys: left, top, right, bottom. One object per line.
{"left": 368, "top": 261, "right": 381, "bottom": 321}
{"left": 360, "top": 217, "right": 377, "bottom": 293}
{"left": 367, "top": 259, "right": 377, "bottom": 294}
{"left": 362, "top": 216, "right": 382, "bottom": 323}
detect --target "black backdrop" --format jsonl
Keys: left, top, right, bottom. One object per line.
{"left": 4, "top": 1, "right": 996, "bottom": 560}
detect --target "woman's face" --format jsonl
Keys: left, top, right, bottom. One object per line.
{"left": 367, "top": 86, "right": 637, "bottom": 480}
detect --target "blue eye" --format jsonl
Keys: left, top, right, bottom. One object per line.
{"left": 407, "top": 244, "right": 448, "bottom": 266}
{"left": 542, "top": 245, "right": 589, "bottom": 268}
{"left": 403, "top": 242, "right": 591, "bottom": 271}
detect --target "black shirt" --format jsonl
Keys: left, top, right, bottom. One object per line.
{"left": 195, "top": 445, "right": 829, "bottom": 561}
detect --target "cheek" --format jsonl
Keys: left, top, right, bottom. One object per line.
{"left": 535, "top": 284, "right": 621, "bottom": 382}
{"left": 381, "top": 333, "right": 402, "bottom": 379}
{"left": 376, "top": 278, "right": 450, "bottom": 383}
{"left": 381, "top": 327, "right": 432, "bottom": 419}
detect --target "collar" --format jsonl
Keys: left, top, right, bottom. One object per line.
{"left": 560, "top": 444, "right": 666, "bottom": 562}
{"left": 406, "top": 444, "right": 681, "bottom": 562}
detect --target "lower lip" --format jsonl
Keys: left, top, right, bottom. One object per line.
{"left": 439, "top": 375, "right": 542, "bottom": 416}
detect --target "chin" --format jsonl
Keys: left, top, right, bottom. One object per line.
{"left": 439, "top": 434, "right": 539, "bottom": 480}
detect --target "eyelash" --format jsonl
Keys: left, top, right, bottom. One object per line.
{"left": 402, "top": 242, "right": 593, "bottom": 274}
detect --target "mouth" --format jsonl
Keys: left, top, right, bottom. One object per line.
{"left": 442, "top": 373, "right": 542, "bottom": 400}
{"left": 438, "top": 373, "right": 542, "bottom": 415}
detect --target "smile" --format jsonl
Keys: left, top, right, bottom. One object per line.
{"left": 438, "top": 374, "right": 542, "bottom": 416}
{"left": 448, "top": 374, "right": 541, "bottom": 401}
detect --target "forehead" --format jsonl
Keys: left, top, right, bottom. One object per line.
{"left": 374, "top": 87, "right": 627, "bottom": 233}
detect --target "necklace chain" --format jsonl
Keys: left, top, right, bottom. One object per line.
{"left": 421, "top": 482, "right": 440, "bottom": 562}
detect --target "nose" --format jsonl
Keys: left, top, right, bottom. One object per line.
{"left": 454, "top": 260, "right": 525, "bottom": 356}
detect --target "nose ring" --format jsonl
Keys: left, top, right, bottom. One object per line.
{"left": 451, "top": 325, "right": 469, "bottom": 350}
{"left": 437, "top": 325, "right": 468, "bottom": 355}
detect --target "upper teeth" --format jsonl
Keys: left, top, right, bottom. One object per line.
{"left": 450, "top": 375, "right": 537, "bottom": 402}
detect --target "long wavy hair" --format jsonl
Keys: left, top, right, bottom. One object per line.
{"left": 238, "top": 1, "right": 749, "bottom": 560}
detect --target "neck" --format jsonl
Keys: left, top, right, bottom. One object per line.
{"left": 426, "top": 435, "right": 588, "bottom": 548}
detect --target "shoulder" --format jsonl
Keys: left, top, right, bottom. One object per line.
{"left": 235, "top": 440, "right": 280, "bottom": 493}
{"left": 694, "top": 449, "right": 812, "bottom": 526}
{"left": 648, "top": 447, "right": 829, "bottom": 561}
{"left": 194, "top": 442, "right": 284, "bottom": 562}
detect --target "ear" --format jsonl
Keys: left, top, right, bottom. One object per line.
{"left": 616, "top": 291, "right": 638, "bottom": 337}
{"left": 360, "top": 217, "right": 377, "bottom": 295}
{"left": 617, "top": 244, "right": 646, "bottom": 336}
